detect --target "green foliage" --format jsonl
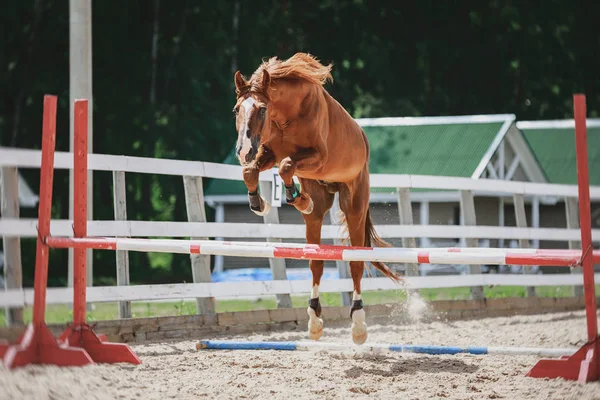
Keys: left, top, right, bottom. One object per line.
{"left": 1, "top": 1, "right": 599, "bottom": 285}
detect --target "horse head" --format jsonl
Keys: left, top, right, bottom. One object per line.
{"left": 232, "top": 69, "right": 271, "bottom": 165}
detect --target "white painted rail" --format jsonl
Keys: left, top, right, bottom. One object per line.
{"left": 0, "top": 273, "right": 597, "bottom": 307}
{"left": 1, "top": 219, "right": 599, "bottom": 242}
{"left": 2, "top": 148, "right": 599, "bottom": 199}
{"left": 356, "top": 114, "right": 516, "bottom": 126}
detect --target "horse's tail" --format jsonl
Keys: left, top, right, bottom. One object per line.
{"left": 338, "top": 208, "right": 402, "bottom": 281}
{"left": 364, "top": 209, "right": 403, "bottom": 281}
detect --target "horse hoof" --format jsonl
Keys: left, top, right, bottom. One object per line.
{"left": 307, "top": 306, "right": 323, "bottom": 340}
{"left": 299, "top": 196, "right": 314, "bottom": 214}
{"left": 251, "top": 197, "right": 271, "bottom": 216}
{"left": 351, "top": 308, "right": 367, "bottom": 345}
{"left": 308, "top": 318, "right": 323, "bottom": 341}
{"left": 352, "top": 327, "right": 368, "bottom": 345}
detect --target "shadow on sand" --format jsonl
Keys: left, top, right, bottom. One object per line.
{"left": 343, "top": 355, "right": 479, "bottom": 378}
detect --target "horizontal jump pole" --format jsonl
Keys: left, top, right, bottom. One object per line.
{"left": 196, "top": 340, "right": 577, "bottom": 358}
{"left": 45, "top": 237, "right": 600, "bottom": 267}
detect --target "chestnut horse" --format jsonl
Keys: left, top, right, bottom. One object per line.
{"left": 232, "top": 52, "right": 401, "bottom": 344}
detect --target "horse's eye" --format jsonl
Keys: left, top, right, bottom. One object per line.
{"left": 259, "top": 107, "right": 267, "bottom": 118}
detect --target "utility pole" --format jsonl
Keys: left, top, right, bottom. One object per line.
{"left": 69, "top": 0, "right": 94, "bottom": 295}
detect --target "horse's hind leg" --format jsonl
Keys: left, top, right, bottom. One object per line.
{"left": 299, "top": 178, "right": 334, "bottom": 340}
{"left": 338, "top": 177, "right": 370, "bottom": 345}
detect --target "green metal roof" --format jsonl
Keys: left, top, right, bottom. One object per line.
{"left": 521, "top": 127, "right": 600, "bottom": 185}
{"left": 205, "top": 122, "right": 504, "bottom": 196}
{"left": 365, "top": 123, "right": 502, "bottom": 192}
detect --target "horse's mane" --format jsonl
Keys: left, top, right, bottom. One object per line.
{"left": 248, "top": 53, "right": 333, "bottom": 94}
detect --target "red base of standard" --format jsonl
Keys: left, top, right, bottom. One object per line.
{"left": 527, "top": 339, "right": 600, "bottom": 383}
{"left": 0, "top": 339, "right": 10, "bottom": 358}
{"left": 57, "top": 324, "right": 141, "bottom": 365}
{"left": 2, "top": 323, "right": 94, "bottom": 368}
{"left": 1, "top": 323, "right": 140, "bottom": 369}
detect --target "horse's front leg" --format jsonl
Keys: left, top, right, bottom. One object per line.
{"left": 279, "top": 148, "right": 325, "bottom": 215}
{"left": 243, "top": 145, "right": 275, "bottom": 216}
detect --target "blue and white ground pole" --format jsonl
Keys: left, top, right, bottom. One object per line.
{"left": 196, "top": 340, "right": 576, "bottom": 358}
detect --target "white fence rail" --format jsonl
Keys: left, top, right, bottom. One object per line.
{"left": 1, "top": 219, "right": 599, "bottom": 243}
{"left": 1, "top": 273, "right": 597, "bottom": 309}
{"left": 2, "top": 148, "right": 599, "bottom": 198}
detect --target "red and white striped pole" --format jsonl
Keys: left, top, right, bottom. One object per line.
{"left": 45, "top": 236, "right": 600, "bottom": 267}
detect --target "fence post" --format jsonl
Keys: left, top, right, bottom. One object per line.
{"left": 112, "top": 171, "right": 131, "bottom": 318}
{"left": 330, "top": 192, "right": 352, "bottom": 306}
{"left": 513, "top": 193, "right": 536, "bottom": 297}
{"left": 397, "top": 188, "right": 418, "bottom": 277}
{"left": 258, "top": 180, "right": 292, "bottom": 308}
{"left": 565, "top": 197, "right": 584, "bottom": 297}
{"left": 1, "top": 167, "right": 24, "bottom": 326}
{"left": 183, "top": 175, "right": 215, "bottom": 315}
{"left": 460, "top": 190, "right": 484, "bottom": 300}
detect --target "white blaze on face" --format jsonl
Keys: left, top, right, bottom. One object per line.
{"left": 238, "top": 96, "right": 256, "bottom": 162}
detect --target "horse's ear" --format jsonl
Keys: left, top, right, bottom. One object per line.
{"left": 262, "top": 70, "right": 271, "bottom": 88}
{"left": 234, "top": 70, "right": 247, "bottom": 92}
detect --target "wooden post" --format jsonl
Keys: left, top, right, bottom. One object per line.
{"left": 112, "top": 171, "right": 131, "bottom": 318}
{"left": 69, "top": 0, "right": 93, "bottom": 294}
{"left": 183, "top": 176, "right": 215, "bottom": 314}
{"left": 513, "top": 193, "right": 536, "bottom": 297}
{"left": 532, "top": 197, "right": 540, "bottom": 250}
{"left": 565, "top": 197, "right": 584, "bottom": 297}
{"left": 397, "top": 188, "right": 418, "bottom": 277}
{"left": 1, "top": 167, "right": 24, "bottom": 325}
{"left": 420, "top": 201, "right": 430, "bottom": 248}
{"left": 498, "top": 140, "right": 506, "bottom": 249}
{"left": 32, "top": 94, "right": 58, "bottom": 326}
{"left": 571, "top": 93, "right": 597, "bottom": 344}
{"left": 72, "top": 99, "right": 89, "bottom": 325}
{"left": 258, "top": 180, "right": 292, "bottom": 308}
{"left": 460, "top": 190, "right": 484, "bottom": 300}
{"left": 213, "top": 204, "right": 225, "bottom": 273}
{"left": 330, "top": 193, "right": 352, "bottom": 306}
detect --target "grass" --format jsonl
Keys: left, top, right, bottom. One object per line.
{"left": 0, "top": 284, "right": 588, "bottom": 326}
